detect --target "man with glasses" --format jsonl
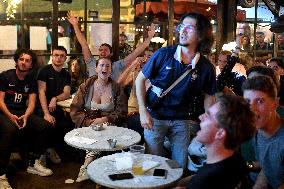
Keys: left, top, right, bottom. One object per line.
{"left": 37, "top": 46, "right": 72, "bottom": 165}
{"left": 135, "top": 13, "right": 216, "bottom": 168}
{"left": 0, "top": 49, "right": 54, "bottom": 188}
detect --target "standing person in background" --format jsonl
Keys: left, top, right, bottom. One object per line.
{"left": 67, "top": 12, "right": 155, "bottom": 81}
{"left": 135, "top": 13, "right": 216, "bottom": 168}
{"left": 240, "top": 34, "right": 252, "bottom": 52}
{"left": 37, "top": 46, "right": 72, "bottom": 165}
{"left": 0, "top": 49, "right": 54, "bottom": 189}
{"left": 119, "top": 33, "right": 132, "bottom": 59}
{"left": 254, "top": 31, "right": 272, "bottom": 65}
{"left": 268, "top": 57, "right": 284, "bottom": 117}
{"left": 216, "top": 49, "right": 246, "bottom": 96}
{"left": 118, "top": 48, "right": 154, "bottom": 144}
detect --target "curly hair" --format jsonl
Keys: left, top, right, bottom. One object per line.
{"left": 180, "top": 13, "right": 214, "bottom": 55}
{"left": 215, "top": 94, "right": 256, "bottom": 150}
{"left": 13, "top": 49, "right": 37, "bottom": 68}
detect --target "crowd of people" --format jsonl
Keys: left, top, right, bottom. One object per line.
{"left": 0, "top": 11, "right": 283, "bottom": 189}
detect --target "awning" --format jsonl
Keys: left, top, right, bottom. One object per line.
{"left": 136, "top": 1, "right": 246, "bottom": 21}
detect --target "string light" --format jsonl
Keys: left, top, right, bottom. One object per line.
{"left": 2, "top": 0, "right": 22, "bottom": 19}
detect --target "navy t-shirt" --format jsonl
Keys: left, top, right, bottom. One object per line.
{"left": 0, "top": 69, "right": 37, "bottom": 110}
{"left": 142, "top": 45, "right": 216, "bottom": 120}
{"left": 37, "top": 64, "right": 71, "bottom": 103}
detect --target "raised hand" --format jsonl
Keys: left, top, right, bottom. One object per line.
{"left": 67, "top": 11, "right": 78, "bottom": 26}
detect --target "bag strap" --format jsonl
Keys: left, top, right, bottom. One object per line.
{"left": 159, "top": 52, "right": 201, "bottom": 97}
{"left": 159, "top": 67, "right": 193, "bottom": 97}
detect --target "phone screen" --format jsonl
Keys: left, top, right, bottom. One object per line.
{"left": 108, "top": 173, "right": 134, "bottom": 181}
{"left": 153, "top": 169, "right": 167, "bottom": 179}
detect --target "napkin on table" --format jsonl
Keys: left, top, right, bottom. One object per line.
{"left": 69, "top": 136, "right": 98, "bottom": 145}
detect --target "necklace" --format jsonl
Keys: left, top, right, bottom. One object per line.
{"left": 95, "top": 80, "right": 110, "bottom": 96}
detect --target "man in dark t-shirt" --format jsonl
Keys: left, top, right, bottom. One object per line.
{"left": 174, "top": 94, "right": 256, "bottom": 189}
{"left": 37, "top": 46, "right": 72, "bottom": 164}
{"left": 0, "top": 49, "right": 53, "bottom": 188}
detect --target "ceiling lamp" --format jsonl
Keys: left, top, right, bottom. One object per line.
{"left": 2, "top": 0, "right": 22, "bottom": 19}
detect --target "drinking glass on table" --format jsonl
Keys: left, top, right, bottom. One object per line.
{"left": 130, "top": 145, "right": 145, "bottom": 175}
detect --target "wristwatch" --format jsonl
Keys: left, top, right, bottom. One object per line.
{"left": 246, "top": 161, "right": 254, "bottom": 169}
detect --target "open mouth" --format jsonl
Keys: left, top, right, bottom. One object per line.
{"left": 101, "top": 71, "right": 108, "bottom": 76}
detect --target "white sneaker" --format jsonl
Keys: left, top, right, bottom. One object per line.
{"left": 27, "top": 159, "right": 53, "bottom": 177}
{"left": 46, "top": 148, "right": 61, "bottom": 164}
{"left": 0, "top": 174, "right": 12, "bottom": 189}
{"left": 76, "top": 165, "right": 89, "bottom": 182}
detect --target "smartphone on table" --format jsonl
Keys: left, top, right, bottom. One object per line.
{"left": 108, "top": 172, "right": 134, "bottom": 181}
{"left": 153, "top": 169, "right": 167, "bottom": 179}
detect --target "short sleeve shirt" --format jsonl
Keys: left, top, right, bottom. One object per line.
{"left": 142, "top": 45, "right": 216, "bottom": 120}
{"left": 86, "top": 57, "right": 125, "bottom": 81}
{"left": 37, "top": 64, "right": 71, "bottom": 103}
{"left": 253, "top": 126, "right": 284, "bottom": 189}
{"left": 0, "top": 69, "right": 37, "bottom": 110}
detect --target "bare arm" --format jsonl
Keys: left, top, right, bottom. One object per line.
{"left": 117, "top": 57, "right": 143, "bottom": 86}
{"left": 135, "top": 71, "right": 153, "bottom": 129}
{"left": 67, "top": 12, "right": 92, "bottom": 62}
{"left": 38, "top": 80, "right": 55, "bottom": 125}
{"left": 123, "top": 24, "right": 156, "bottom": 66}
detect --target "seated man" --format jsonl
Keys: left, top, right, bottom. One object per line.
{"left": 37, "top": 46, "right": 73, "bottom": 164}
{"left": 175, "top": 94, "right": 256, "bottom": 189}
{"left": 243, "top": 76, "right": 284, "bottom": 189}
{"left": 0, "top": 49, "right": 53, "bottom": 188}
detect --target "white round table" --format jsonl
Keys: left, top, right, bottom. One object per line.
{"left": 87, "top": 153, "right": 183, "bottom": 189}
{"left": 64, "top": 126, "right": 141, "bottom": 151}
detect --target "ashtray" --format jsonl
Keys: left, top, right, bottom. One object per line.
{"left": 107, "top": 138, "right": 117, "bottom": 148}
{"left": 91, "top": 124, "right": 104, "bottom": 131}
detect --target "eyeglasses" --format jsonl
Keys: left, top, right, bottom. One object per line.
{"left": 52, "top": 54, "right": 66, "bottom": 58}
{"left": 176, "top": 24, "right": 196, "bottom": 33}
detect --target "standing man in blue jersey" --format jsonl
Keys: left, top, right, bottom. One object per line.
{"left": 135, "top": 13, "right": 216, "bottom": 168}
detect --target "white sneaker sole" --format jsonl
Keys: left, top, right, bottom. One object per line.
{"left": 27, "top": 167, "right": 53, "bottom": 177}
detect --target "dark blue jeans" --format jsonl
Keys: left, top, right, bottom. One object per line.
{"left": 0, "top": 110, "right": 52, "bottom": 175}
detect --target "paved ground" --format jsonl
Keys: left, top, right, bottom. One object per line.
{"left": 7, "top": 147, "right": 102, "bottom": 189}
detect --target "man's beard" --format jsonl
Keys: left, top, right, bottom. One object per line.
{"left": 16, "top": 65, "right": 29, "bottom": 72}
